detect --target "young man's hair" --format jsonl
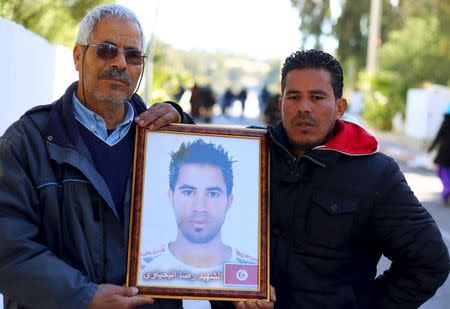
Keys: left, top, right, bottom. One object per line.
{"left": 281, "top": 49, "right": 344, "bottom": 98}
{"left": 76, "top": 3, "right": 145, "bottom": 49}
{"left": 169, "top": 139, "right": 234, "bottom": 195}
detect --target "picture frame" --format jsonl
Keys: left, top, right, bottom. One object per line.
{"left": 127, "top": 124, "right": 270, "bottom": 302}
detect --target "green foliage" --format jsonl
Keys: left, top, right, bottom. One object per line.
{"left": 337, "top": 0, "right": 403, "bottom": 87}
{"left": 356, "top": 1, "right": 450, "bottom": 131}
{"left": 363, "top": 14, "right": 450, "bottom": 130}
{"left": 146, "top": 42, "right": 192, "bottom": 103}
{"left": 0, "top": 0, "right": 113, "bottom": 46}
{"left": 379, "top": 16, "right": 449, "bottom": 90}
{"left": 359, "top": 71, "right": 403, "bottom": 130}
{"left": 290, "top": 0, "right": 331, "bottom": 49}
{"left": 291, "top": 0, "right": 449, "bottom": 88}
{"left": 264, "top": 59, "right": 284, "bottom": 94}
{"left": 334, "top": 0, "right": 370, "bottom": 74}
{"left": 146, "top": 38, "right": 280, "bottom": 105}
{"left": 291, "top": 0, "right": 400, "bottom": 77}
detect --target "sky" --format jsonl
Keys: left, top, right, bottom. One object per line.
{"left": 118, "top": 0, "right": 302, "bottom": 60}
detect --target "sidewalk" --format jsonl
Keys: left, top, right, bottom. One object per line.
{"left": 367, "top": 127, "right": 435, "bottom": 171}
{"left": 375, "top": 130, "right": 430, "bottom": 152}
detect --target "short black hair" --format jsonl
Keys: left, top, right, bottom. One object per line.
{"left": 281, "top": 49, "right": 344, "bottom": 98}
{"left": 169, "top": 139, "right": 234, "bottom": 195}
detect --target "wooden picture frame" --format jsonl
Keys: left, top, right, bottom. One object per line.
{"left": 127, "top": 124, "right": 270, "bottom": 302}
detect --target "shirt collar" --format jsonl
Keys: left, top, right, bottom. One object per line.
{"left": 72, "top": 92, "right": 135, "bottom": 146}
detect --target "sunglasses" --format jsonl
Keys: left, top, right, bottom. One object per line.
{"left": 85, "top": 43, "right": 146, "bottom": 65}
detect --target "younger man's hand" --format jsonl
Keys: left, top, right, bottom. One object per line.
{"left": 233, "top": 285, "right": 276, "bottom": 309}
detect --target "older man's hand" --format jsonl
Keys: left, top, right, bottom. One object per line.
{"left": 88, "top": 284, "right": 154, "bottom": 309}
{"left": 233, "top": 286, "right": 276, "bottom": 309}
{"left": 134, "top": 102, "right": 181, "bottom": 130}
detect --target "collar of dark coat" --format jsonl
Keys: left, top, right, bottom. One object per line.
{"left": 25, "top": 81, "right": 147, "bottom": 150}
{"left": 269, "top": 119, "right": 379, "bottom": 166}
{"left": 314, "top": 120, "right": 379, "bottom": 155}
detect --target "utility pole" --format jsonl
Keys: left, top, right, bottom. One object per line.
{"left": 144, "top": 32, "right": 157, "bottom": 104}
{"left": 366, "top": 0, "right": 382, "bottom": 76}
{"left": 144, "top": 0, "right": 160, "bottom": 105}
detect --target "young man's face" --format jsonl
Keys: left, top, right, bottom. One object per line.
{"left": 279, "top": 68, "right": 347, "bottom": 155}
{"left": 169, "top": 163, "right": 233, "bottom": 244}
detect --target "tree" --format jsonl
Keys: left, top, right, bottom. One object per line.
{"left": 379, "top": 16, "right": 449, "bottom": 93}
{"left": 0, "top": 0, "right": 112, "bottom": 46}
{"left": 290, "top": 0, "right": 331, "bottom": 49}
{"left": 290, "top": 0, "right": 400, "bottom": 83}
{"left": 146, "top": 38, "right": 275, "bottom": 104}
{"left": 289, "top": 0, "right": 449, "bottom": 129}
{"left": 363, "top": 9, "right": 449, "bottom": 130}
{"left": 333, "top": 0, "right": 370, "bottom": 86}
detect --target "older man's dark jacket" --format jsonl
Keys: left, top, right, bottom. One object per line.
{"left": 0, "top": 82, "right": 193, "bottom": 309}
{"left": 268, "top": 121, "right": 449, "bottom": 308}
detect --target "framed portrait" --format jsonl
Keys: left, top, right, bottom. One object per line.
{"left": 127, "top": 124, "right": 270, "bottom": 302}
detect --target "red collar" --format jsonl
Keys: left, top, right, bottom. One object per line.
{"left": 314, "top": 120, "right": 379, "bottom": 155}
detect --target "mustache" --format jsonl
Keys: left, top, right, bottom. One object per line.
{"left": 98, "top": 69, "right": 131, "bottom": 86}
{"left": 293, "top": 113, "right": 318, "bottom": 126}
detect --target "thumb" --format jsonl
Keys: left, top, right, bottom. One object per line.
{"left": 120, "top": 286, "right": 139, "bottom": 297}
{"left": 270, "top": 285, "right": 276, "bottom": 302}
{"left": 127, "top": 295, "right": 155, "bottom": 307}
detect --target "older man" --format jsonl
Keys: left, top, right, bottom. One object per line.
{"left": 0, "top": 4, "right": 192, "bottom": 309}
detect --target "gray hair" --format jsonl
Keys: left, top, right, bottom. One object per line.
{"left": 76, "top": 3, "right": 145, "bottom": 49}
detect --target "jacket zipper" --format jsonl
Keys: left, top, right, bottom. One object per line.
{"left": 268, "top": 129, "right": 299, "bottom": 172}
{"left": 269, "top": 129, "right": 326, "bottom": 170}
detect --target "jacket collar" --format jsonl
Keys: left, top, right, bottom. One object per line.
{"left": 313, "top": 120, "right": 378, "bottom": 156}
{"left": 30, "top": 82, "right": 148, "bottom": 218}
{"left": 269, "top": 119, "right": 378, "bottom": 166}
{"left": 42, "top": 81, "right": 147, "bottom": 150}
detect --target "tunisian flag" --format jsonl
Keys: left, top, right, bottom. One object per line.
{"left": 224, "top": 263, "right": 258, "bottom": 286}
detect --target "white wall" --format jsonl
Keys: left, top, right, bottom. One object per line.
{"left": 405, "top": 86, "right": 450, "bottom": 140}
{"left": 0, "top": 17, "right": 77, "bottom": 135}
{"left": 0, "top": 18, "right": 78, "bottom": 308}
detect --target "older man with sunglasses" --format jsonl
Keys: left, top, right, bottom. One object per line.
{"left": 0, "top": 4, "right": 195, "bottom": 309}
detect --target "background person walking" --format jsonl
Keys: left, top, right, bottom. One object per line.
{"left": 428, "top": 103, "right": 450, "bottom": 205}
